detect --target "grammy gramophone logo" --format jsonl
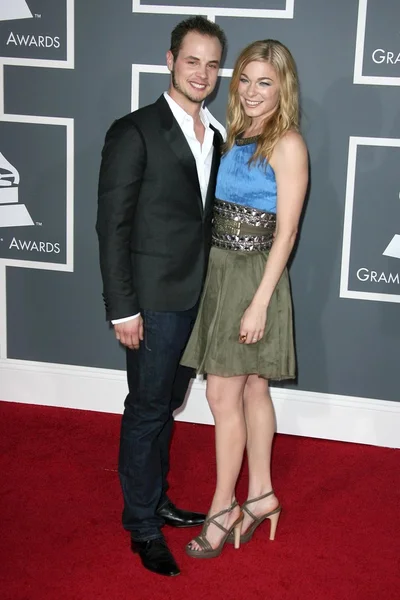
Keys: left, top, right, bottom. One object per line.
{"left": 0, "top": 152, "right": 34, "bottom": 227}
{"left": 0, "top": 0, "right": 33, "bottom": 22}
{"left": 383, "top": 235, "right": 400, "bottom": 259}
{"left": 383, "top": 192, "right": 400, "bottom": 260}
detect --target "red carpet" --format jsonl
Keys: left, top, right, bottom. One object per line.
{"left": 0, "top": 401, "right": 399, "bottom": 600}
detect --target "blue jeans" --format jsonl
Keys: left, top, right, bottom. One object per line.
{"left": 118, "top": 307, "right": 197, "bottom": 542}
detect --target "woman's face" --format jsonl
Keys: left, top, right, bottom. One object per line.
{"left": 237, "top": 60, "right": 280, "bottom": 125}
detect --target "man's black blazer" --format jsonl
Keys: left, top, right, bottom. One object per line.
{"left": 96, "top": 95, "right": 223, "bottom": 321}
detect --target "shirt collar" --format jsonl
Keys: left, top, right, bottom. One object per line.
{"left": 163, "top": 92, "right": 210, "bottom": 129}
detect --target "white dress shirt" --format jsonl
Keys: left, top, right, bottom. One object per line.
{"left": 112, "top": 92, "right": 226, "bottom": 324}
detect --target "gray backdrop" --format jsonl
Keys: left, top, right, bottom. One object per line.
{"left": 1, "top": 0, "right": 399, "bottom": 402}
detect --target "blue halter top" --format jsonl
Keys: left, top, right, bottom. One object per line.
{"left": 215, "top": 137, "right": 277, "bottom": 214}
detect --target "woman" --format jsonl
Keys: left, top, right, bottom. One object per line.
{"left": 181, "top": 39, "right": 308, "bottom": 558}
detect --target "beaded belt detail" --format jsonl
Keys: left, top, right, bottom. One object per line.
{"left": 212, "top": 199, "right": 276, "bottom": 252}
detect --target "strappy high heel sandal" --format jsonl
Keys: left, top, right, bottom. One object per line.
{"left": 228, "top": 490, "right": 281, "bottom": 545}
{"left": 185, "top": 500, "right": 244, "bottom": 559}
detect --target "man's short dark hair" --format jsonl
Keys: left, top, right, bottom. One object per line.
{"left": 170, "top": 16, "right": 227, "bottom": 61}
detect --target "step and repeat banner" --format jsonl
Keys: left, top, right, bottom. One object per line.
{"left": 0, "top": 1, "right": 399, "bottom": 443}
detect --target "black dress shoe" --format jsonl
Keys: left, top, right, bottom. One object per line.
{"left": 131, "top": 537, "right": 180, "bottom": 577}
{"left": 157, "top": 500, "right": 206, "bottom": 528}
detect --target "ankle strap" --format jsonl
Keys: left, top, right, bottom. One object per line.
{"left": 203, "top": 499, "right": 239, "bottom": 535}
{"left": 209, "top": 499, "right": 238, "bottom": 521}
{"left": 242, "top": 491, "right": 275, "bottom": 522}
{"left": 243, "top": 491, "right": 274, "bottom": 505}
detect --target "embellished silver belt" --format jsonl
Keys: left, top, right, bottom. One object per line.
{"left": 212, "top": 199, "right": 276, "bottom": 252}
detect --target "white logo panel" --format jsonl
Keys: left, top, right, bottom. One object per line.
{"left": 0, "top": 119, "right": 73, "bottom": 269}
{"left": 0, "top": 151, "right": 34, "bottom": 227}
{"left": 340, "top": 137, "right": 400, "bottom": 303}
{"left": 0, "top": 0, "right": 33, "bottom": 22}
{"left": 383, "top": 234, "right": 400, "bottom": 260}
{"left": 354, "top": 0, "right": 400, "bottom": 86}
{"left": 0, "top": 0, "right": 74, "bottom": 68}
{"left": 132, "top": 0, "right": 294, "bottom": 19}
{"left": 0, "top": 0, "right": 74, "bottom": 360}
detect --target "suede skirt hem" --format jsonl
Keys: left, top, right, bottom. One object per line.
{"left": 181, "top": 246, "right": 296, "bottom": 380}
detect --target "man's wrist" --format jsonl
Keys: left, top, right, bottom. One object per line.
{"left": 112, "top": 313, "right": 140, "bottom": 324}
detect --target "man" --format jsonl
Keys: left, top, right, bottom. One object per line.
{"left": 96, "top": 16, "right": 226, "bottom": 576}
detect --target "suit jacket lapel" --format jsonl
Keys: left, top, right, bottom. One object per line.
{"left": 156, "top": 95, "right": 202, "bottom": 211}
{"left": 204, "top": 125, "right": 222, "bottom": 219}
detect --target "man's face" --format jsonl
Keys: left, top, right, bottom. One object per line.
{"left": 167, "top": 31, "right": 222, "bottom": 105}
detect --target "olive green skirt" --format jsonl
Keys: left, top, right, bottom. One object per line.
{"left": 181, "top": 246, "right": 296, "bottom": 380}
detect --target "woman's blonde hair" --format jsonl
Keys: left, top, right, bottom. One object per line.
{"left": 225, "top": 39, "right": 300, "bottom": 165}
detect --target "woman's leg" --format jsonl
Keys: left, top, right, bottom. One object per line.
{"left": 242, "top": 375, "right": 279, "bottom": 533}
{"left": 188, "top": 374, "right": 247, "bottom": 551}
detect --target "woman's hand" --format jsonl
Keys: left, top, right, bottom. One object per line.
{"left": 239, "top": 303, "right": 267, "bottom": 344}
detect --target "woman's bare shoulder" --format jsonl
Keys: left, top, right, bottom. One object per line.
{"left": 275, "top": 130, "right": 307, "bottom": 156}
